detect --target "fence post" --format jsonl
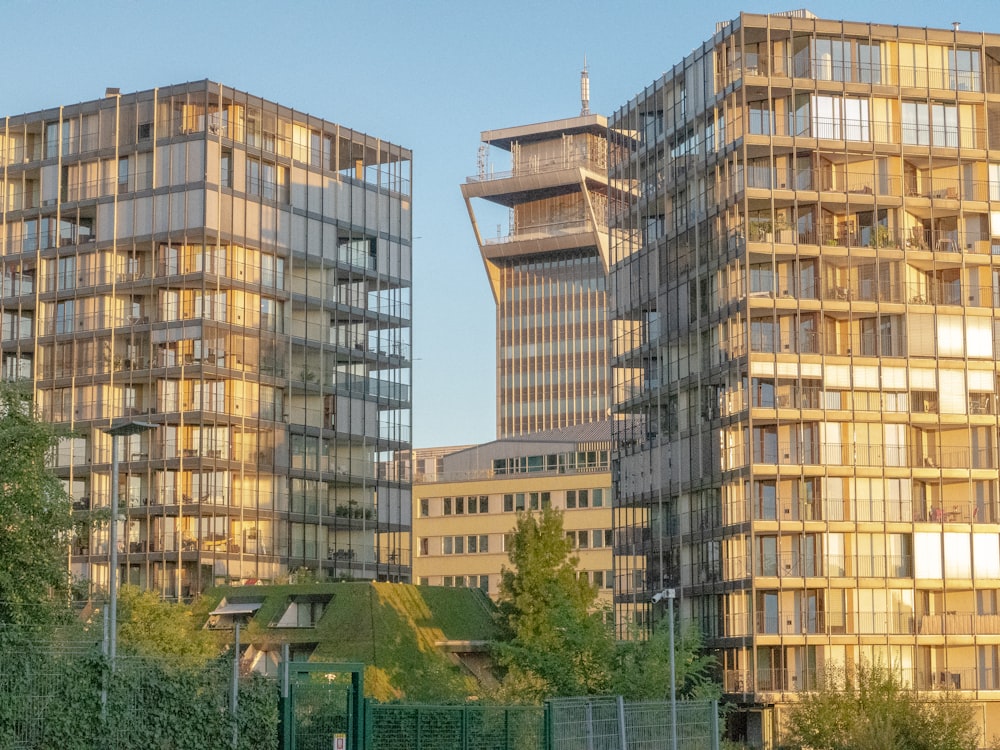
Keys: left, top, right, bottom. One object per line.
{"left": 231, "top": 621, "right": 240, "bottom": 749}
{"left": 616, "top": 696, "right": 628, "bottom": 750}
{"left": 712, "top": 699, "right": 721, "bottom": 750}
{"left": 279, "top": 643, "right": 290, "bottom": 750}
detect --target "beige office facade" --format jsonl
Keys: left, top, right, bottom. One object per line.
{"left": 412, "top": 425, "right": 613, "bottom": 603}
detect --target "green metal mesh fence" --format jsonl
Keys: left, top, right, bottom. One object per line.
{"left": 0, "top": 631, "right": 278, "bottom": 750}
{"left": 548, "top": 696, "right": 718, "bottom": 750}
{"left": 367, "top": 704, "right": 546, "bottom": 750}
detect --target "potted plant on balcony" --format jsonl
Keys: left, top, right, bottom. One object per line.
{"left": 750, "top": 218, "right": 791, "bottom": 243}
{"left": 869, "top": 225, "right": 895, "bottom": 248}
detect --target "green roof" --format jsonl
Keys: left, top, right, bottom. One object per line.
{"left": 198, "top": 582, "right": 499, "bottom": 702}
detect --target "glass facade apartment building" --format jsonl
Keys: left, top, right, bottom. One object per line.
{"left": 610, "top": 11, "right": 1000, "bottom": 744}
{"left": 0, "top": 81, "right": 412, "bottom": 600}
{"left": 462, "top": 116, "right": 612, "bottom": 437}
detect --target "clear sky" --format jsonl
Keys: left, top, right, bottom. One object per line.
{"left": 2, "top": 0, "right": 998, "bottom": 447}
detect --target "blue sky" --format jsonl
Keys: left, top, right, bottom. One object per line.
{"left": 3, "top": 0, "right": 998, "bottom": 447}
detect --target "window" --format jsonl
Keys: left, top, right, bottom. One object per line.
{"left": 592, "top": 529, "right": 613, "bottom": 548}
{"left": 950, "top": 48, "right": 982, "bottom": 91}
{"left": 246, "top": 156, "right": 289, "bottom": 202}
{"left": 118, "top": 156, "right": 129, "bottom": 190}
{"left": 813, "top": 38, "right": 851, "bottom": 82}
{"left": 275, "top": 596, "right": 330, "bottom": 628}
{"left": 260, "top": 298, "right": 283, "bottom": 332}
{"left": 859, "top": 42, "right": 882, "bottom": 84}
{"left": 221, "top": 148, "right": 232, "bottom": 187}
{"left": 528, "top": 492, "right": 550, "bottom": 510}
{"left": 443, "top": 498, "right": 452, "bottom": 515}
{"left": 902, "top": 102, "right": 930, "bottom": 146}
{"left": 931, "top": 103, "right": 958, "bottom": 147}
{"left": 419, "top": 499, "right": 429, "bottom": 517}
{"left": 503, "top": 493, "right": 525, "bottom": 512}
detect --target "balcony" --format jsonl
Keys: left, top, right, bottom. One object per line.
{"left": 465, "top": 152, "right": 606, "bottom": 183}
{"left": 481, "top": 217, "right": 605, "bottom": 247}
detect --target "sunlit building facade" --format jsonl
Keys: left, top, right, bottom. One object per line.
{"left": 0, "top": 81, "right": 412, "bottom": 600}
{"left": 462, "top": 115, "right": 612, "bottom": 437}
{"left": 412, "top": 424, "right": 613, "bottom": 603}
{"left": 610, "top": 12, "right": 1000, "bottom": 745}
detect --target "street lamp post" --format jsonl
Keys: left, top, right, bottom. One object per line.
{"left": 102, "top": 420, "right": 155, "bottom": 666}
{"left": 653, "top": 587, "right": 679, "bottom": 750}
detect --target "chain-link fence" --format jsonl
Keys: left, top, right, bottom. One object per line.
{"left": 0, "top": 629, "right": 719, "bottom": 750}
{"left": 548, "top": 696, "right": 719, "bottom": 750}
{"left": 367, "top": 703, "right": 546, "bottom": 750}
{"left": 0, "top": 630, "right": 278, "bottom": 750}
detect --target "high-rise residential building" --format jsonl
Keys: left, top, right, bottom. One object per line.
{"left": 461, "top": 108, "right": 612, "bottom": 438}
{"left": 610, "top": 11, "right": 1000, "bottom": 745}
{"left": 0, "top": 81, "right": 413, "bottom": 600}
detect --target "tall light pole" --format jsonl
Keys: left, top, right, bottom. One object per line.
{"left": 653, "top": 588, "right": 678, "bottom": 750}
{"left": 102, "top": 420, "right": 155, "bottom": 666}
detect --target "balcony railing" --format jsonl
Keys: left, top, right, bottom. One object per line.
{"left": 756, "top": 553, "right": 912, "bottom": 579}
{"left": 720, "top": 54, "right": 983, "bottom": 93}
{"left": 482, "top": 217, "right": 605, "bottom": 246}
{"left": 466, "top": 153, "right": 606, "bottom": 183}
{"left": 725, "top": 666, "right": 987, "bottom": 695}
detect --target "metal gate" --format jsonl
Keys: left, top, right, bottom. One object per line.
{"left": 281, "top": 662, "right": 365, "bottom": 750}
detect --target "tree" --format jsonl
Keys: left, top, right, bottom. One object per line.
{"left": 495, "top": 506, "right": 614, "bottom": 700}
{"left": 612, "top": 615, "right": 721, "bottom": 701}
{"left": 117, "top": 585, "right": 221, "bottom": 662}
{"left": 782, "top": 661, "right": 979, "bottom": 750}
{"left": 0, "top": 383, "right": 73, "bottom": 625}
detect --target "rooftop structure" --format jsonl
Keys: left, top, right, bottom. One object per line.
{"left": 462, "top": 111, "right": 614, "bottom": 437}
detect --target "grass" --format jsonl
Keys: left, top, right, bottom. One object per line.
{"left": 201, "top": 582, "right": 498, "bottom": 702}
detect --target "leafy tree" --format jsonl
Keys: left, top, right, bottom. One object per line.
{"left": 782, "top": 661, "right": 979, "bottom": 750}
{"left": 612, "top": 615, "right": 721, "bottom": 701}
{"left": 0, "top": 382, "right": 73, "bottom": 625}
{"left": 117, "top": 585, "right": 221, "bottom": 662}
{"left": 494, "top": 507, "right": 614, "bottom": 700}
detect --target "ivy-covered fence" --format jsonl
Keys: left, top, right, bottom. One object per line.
{"left": 0, "top": 631, "right": 278, "bottom": 750}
